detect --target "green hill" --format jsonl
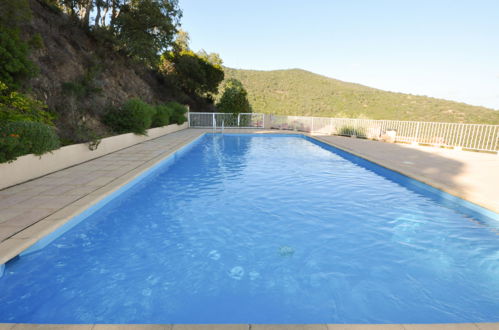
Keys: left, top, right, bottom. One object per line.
{"left": 223, "top": 68, "right": 499, "bottom": 124}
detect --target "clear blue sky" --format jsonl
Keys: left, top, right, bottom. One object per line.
{"left": 178, "top": 0, "right": 499, "bottom": 110}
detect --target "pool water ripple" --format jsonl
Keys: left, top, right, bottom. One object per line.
{"left": 0, "top": 134, "right": 498, "bottom": 324}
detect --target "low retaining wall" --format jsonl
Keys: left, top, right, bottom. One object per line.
{"left": 0, "top": 123, "right": 188, "bottom": 190}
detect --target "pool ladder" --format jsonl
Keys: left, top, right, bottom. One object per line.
{"left": 212, "top": 119, "right": 224, "bottom": 134}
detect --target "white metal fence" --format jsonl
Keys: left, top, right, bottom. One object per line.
{"left": 187, "top": 112, "right": 499, "bottom": 152}
{"left": 188, "top": 112, "right": 264, "bottom": 128}
{"left": 270, "top": 115, "right": 499, "bottom": 153}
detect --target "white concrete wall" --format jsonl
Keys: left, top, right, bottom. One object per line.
{"left": 0, "top": 123, "right": 188, "bottom": 190}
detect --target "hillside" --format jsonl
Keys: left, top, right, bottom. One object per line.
{"left": 224, "top": 68, "right": 499, "bottom": 124}
{"left": 6, "top": 0, "right": 213, "bottom": 144}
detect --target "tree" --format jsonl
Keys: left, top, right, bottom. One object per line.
{"left": 50, "top": 0, "right": 181, "bottom": 63}
{"left": 174, "top": 29, "right": 190, "bottom": 52}
{"left": 114, "top": 0, "right": 181, "bottom": 65}
{"left": 197, "top": 49, "right": 222, "bottom": 67}
{"left": 0, "top": 0, "right": 37, "bottom": 88}
{"left": 217, "top": 79, "right": 251, "bottom": 114}
{"left": 161, "top": 50, "right": 224, "bottom": 97}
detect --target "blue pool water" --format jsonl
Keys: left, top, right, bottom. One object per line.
{"left": 0, "top": 134, "right": 498, "bottom": 324}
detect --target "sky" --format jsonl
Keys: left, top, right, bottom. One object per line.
{"left": 178, "top": 0, "right": 499, "bottom": 110}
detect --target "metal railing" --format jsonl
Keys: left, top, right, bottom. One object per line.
{"left": 188, "top": 112, "right": 265, "bottom": 129}
{"left": 187, "top": 112, "right": 498, "bottom": 152}
{"left": 270, "top": 115, "right": 499, "bottom": 153}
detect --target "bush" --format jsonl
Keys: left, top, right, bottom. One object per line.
{"left": 104, "top": 98, "right": 156, "bottom": 135}
{"left": 0, "top": 0, "right": 37, "bottom": 88}
{"left": 0, "top": 81, "right": 54, "bottom": 125}
{"left": 29, "top": 33, "right": 45, "bottom": 50}
{"left": 152, "top": 104, "right": 171, "bottom": 127}
{"left": 0, "top": 121, "right": 60, "bottom": 163}
{"left": 338, "top": 126, "right": 366, "bottom": 137}
{"left": 167, "top": 101, "right": 187, "bottom": 125}
{"left": 217, "top": 79, "right": 251, "bottom": 114}
{"left": 0, "top": 28, "right": 38, "bottom": 88}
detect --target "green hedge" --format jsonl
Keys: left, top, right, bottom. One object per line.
{"left": 0, "top": 121, "right": 60, "bottom": 163}
{"left": 104, "top": 98, "right": 156, "bottom": 135}
{"left": 167, "top": 101, "right": 188, "bottom": 125}
{"left": 152, "top": 104, "right": 172, "bottom": 128}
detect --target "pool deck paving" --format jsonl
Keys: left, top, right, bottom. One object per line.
{"left": 314, "top": 135, "right": 499, "bottom": 213}
{"left": 0, "top": 128, "right": 498, "bottom": 330}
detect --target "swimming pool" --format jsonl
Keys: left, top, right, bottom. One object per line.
{"left": 0, "top": 134, "right": 498, "bottom": 324}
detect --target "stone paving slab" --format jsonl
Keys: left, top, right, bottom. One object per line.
{"left": 312, "top": 135, "right": 499, "bottom": 213}
{"left": 252, "top": 325, "right": 328, "bottom": 330}
{"left": 173, "top": 325, "right": 247, "bottom": 330}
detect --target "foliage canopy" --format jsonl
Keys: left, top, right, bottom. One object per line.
{"left": 161, "top": 50, "right": 224, "bottom": 97}
{"left": 0, "top": 0, "right": 38, "bottom": 88}
{"left": 114, "top": 0, "right": 181, "bottom": 65}
{"left": 0, "top": 81, "right": 54, "bottom": 125}
{"left": 217, "top": 78, "right": 252, "bottom": 114}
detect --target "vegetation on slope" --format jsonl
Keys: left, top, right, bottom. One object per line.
{"left": 223, "top": 68, "right": 499, "bottom": 124}
{"left": 0, "top": 0, "right": 226, "bottom": 163}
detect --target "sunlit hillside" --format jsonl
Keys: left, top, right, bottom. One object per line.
{"left": 224, "top": 68, "right": 499, "bottom": 124}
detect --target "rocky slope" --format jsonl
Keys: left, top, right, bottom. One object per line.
{"left": 21, "top": 0, "right": 202, "bottom": 142}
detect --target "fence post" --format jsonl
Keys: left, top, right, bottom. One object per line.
{"left": 187, "top": 111, "right": 191, "bottom": 128}
{"left": 212, "top": 113, "right": 215, "bottom": 129}
{"left": 237, "top": 113, "right": 241, "bottom": 127}
{"left": 458, "top": 124, "right": 465, "bottom": 148}
{"left": 413, "top": 122, "right": 420, "bottom": 145}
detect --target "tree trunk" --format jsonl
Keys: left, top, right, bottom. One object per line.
{"left": 101, "top": 0, "right": 110, "bottom": 26}
{"left": 94, "top": 0, "right": 102, "bottom": 27}
{"left": 111, "top": 0, "right": 117, "bottom": 27}
{"left": 82, "top": 0, "right": 93, "bottom": 28}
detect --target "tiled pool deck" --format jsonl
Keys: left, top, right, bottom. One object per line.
{"left": 0, "top": 128, "right": 498, "bottom": 330}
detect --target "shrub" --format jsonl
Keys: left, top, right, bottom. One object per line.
{"left": 0, "top": 0, "right": 38, "bottom": 88}
{"left": 152, "top": 104, "right": 171, "bottom": 127}
{"left": 0, "top": 81, "right": 54, "bottom": 125}
{"left": 29, "top": 33, "right": 45, "bottom": 50}
{"left": 217, "top": 79, "right": 251, "bottom": 114}
{"left": 0, "top": 134, "right": 21, "bottom": 163}
{"left": 61, "top": 64, "right": 103, "bottom": 100}
{"left": 338, "top": 126, "right": 366, "bottom": 137}
{"left": 104, "top": 98, "right": 156, "bottom": 135}
{"left": 167, "top": 101, "right": 187, "bottom": 125}
{"left": 0, "top": 121, "right": 60, "bottom": 163}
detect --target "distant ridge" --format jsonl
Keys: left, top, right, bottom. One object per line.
{"left": 223, "top": 67, "right": 499, "bottom": 124}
